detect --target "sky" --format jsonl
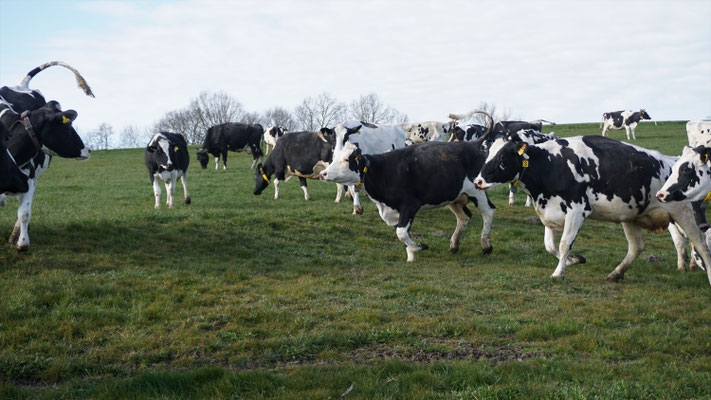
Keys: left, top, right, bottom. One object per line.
{"left": 1, "top": 0, "right": 710, "bottom": 142}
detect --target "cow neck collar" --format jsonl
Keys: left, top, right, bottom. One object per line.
{"left": 19, "top": 111, "right": 42, "bottom": 155}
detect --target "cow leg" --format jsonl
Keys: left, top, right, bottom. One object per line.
{"left": 395, "top": 206, "right": 425, "bottom": 262}
{"left": 250, "top": 155, "right": 258, "bottom": 170}
{"left": 214, "top": 156, "right": 219, "bottom": 170}
{"left": 273, "top": 178, "right": 280, "bottom": 200}
{"left": 525, "top": 195, "right": 533, "bottom": 207}
{"left": 508, "top": 183, "right": 517, "bottom": 206}
{"left": 10, "top": 179, "right": 36, "bottom": 251}
{"left": 0, "top": 194, "right": 6, "bottom": 208}
{"left": 544, "top": 226, "right": 586, "bottom": 267}
{"left": 470, "top": 192, "right": 495, "bottom": 254}
{"left": 180, "top": 173, "right": 191, "bottom": 205}
{"left": 607, "top": 222, "right": 645, "bottom": 281}
{"left": 222, "top": 151, "right": 228, "bottom": 170}
{"left": 447, "top": 202, "right": 470, "bottom": 254}
{"left": 299, "top": 177, "right": 310, "bottom": 200}
{"left": 625, "top": 126, "right": 632, "bottom": 141}
{"left": 668, "top": 223, "right": 689, "bottom": 272}
{"left": 550, "top": 212, "right": 585, "bottom": 278}
{"left": 352, "top": 186, "right": 363, "bottom": 215}
{"left": 670, "top": 205, "right": 711, "bottom": 285}
{"left": 335, "top": 184, "right": 343, "bottom": 203}
{"left": 152, "top": 177, "right": 162, "bottom": 209}
{"left": 166, "top": 177, "right": 177, "bottom": 208}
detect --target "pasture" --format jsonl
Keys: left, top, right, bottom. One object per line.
{"left": 1, "top": 121, "right": 710, "bottom": 399}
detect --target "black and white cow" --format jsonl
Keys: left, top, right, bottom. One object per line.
{"left": 254, "top": 129, "right": 337, "bottom": 200}
{"left": 145, "top": 132, "right": 191, "bottom": 209}
{"left": 0, "top": 100, "right": 91, "bottom": 250}
{"left": 320, "top": 121, "right": 409, "bottom": 214}
{"left": 400, "top": 121, "right": 455, "bottom": 144}
{"left": 320, "top": 140, "right": 495, "bottom": 261}
{"left": 601, "top": 109, "right": 652, "bottom": 140}
{"left": 0, "top": 123, "right": 29, "bottom": 195}
{"left": 196, "top": 123, "right": 264, "bottom": 170}
{"left": 263, "top": 125, "right": 287, "bottom": 155}
{"left": 474, "top": 135, "right": 711, "bottom": 284}
{"left": 0, "top": 61, "right": 94, "bottom": 113}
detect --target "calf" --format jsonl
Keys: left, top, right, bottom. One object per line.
{"left": 474, "top": 135, "right": 711, "bottom": 285}
{"left": 254, "top": 129, "right": 336, "bottom": 200}
{"left": 0, "top": 100, "right": 91, "bottom": 250}
{"left": 146, "top": 132, "right": 191, "bottom": 209}
{"left": 319, "top": 140, "right": 495, "bottom": 261}
{"left": 601, "top": 109, "right": 652, "bottom": 140}
{"left": 263, "top": 126, "right": 286, "bottom": 155}
{"left": 196, "top": 122, "right": 264, "bottom": 170}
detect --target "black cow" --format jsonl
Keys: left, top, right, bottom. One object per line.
{"left": 254, "top": 128, "right": 337, "bottom": 200}
{"left": 0, "top": 123, "right": 29, "bottom": 195}
{"left": 196, "top": 123, "right": 264, "bottom": 170}
{"left": 601, "top": 109, "right": 652, "bottom": 140}
{"left": 318, "top": 140, "right": 495, "bottom": 262}
{"left": 145, "top": 132, "right": 191, "bottom": 209}
{"left": 474, "top": 135, "right": 711, "bottom": 285}
{"left": 0, "top": 100, "right": 91, "bottom": 250}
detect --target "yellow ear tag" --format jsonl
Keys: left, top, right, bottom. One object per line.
{"left": 355, "top": 155, "right": 360, "bottom": 161}
{"left": 512, "top": 180, "right": 521, "bottom": 187}
{"left": 522, "top": 160, "right": 529, "bottom": 168}
{"left": 517, "top": 143, "right": 527, "bottom": 156}
{"left": 174, "top": 146, "right": 179, "bottom": 151}
{"left": 705, "top": 154, "right": 709, "bottom": 162}
{"left": 62, "top": 116, "right": 71, "bottom": 124}
{"left": 262, "top": 173, "right": 270, "bottom": 183}
{"left": 363, "top": 166, "right": 368, "bottom": 173}
{"left": 704, "top": 192, "right": 711, "bottom": 203}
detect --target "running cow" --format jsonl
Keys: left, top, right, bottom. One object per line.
{"left": 196, "top": 122, "right": 264, "bottom": 170}
{"left": 145, "top": 132, "right": 191, "bottom": 209}
{"left": 474, "top": 135, "right": 711, "bottom": 285}
{"left": 254, "top": 129, "right": 337, "bottom": 200}
{"left": 319, "top": 140, "right": 495, "bottom": 262}
{"left": 601, "top": 109, "right": 652, "bottom": 140}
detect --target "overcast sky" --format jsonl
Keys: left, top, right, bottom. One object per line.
{"left": 1, "top": 0, "right": 710, "bottom": 139}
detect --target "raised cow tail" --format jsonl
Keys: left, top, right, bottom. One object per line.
{"left": 18, "top": 61, "right": 95, "bottom": 97}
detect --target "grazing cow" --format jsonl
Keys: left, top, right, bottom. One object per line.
{"left": 0, "top": 100, "right": 91, "bottom": 250}
{"left": 320, "top": 121, "right": 408, "bottom": 214}
{"left": 263, "top": 126, "right": 287, "bottom": 155}
{"left": 400, "top": 121, "right": 455, "bottom": 144}
{"left": 0, "top": 123, "right": 29, "bottom": 195}
{"left": 317, "top": 140, "right": 495, "bottom": 261}
{"left": 254, "top": 129, "right": 337, "bottom": 200}
{"left": 0, "top": 61, "right": 94, "bottom": 113}
{"left": 601, "top": 109, "right": 652, "bottom": 140}
{"left": 474, "top": 135, "right": 711, "bottom": 285}
{"left": 145, "top": 132, "right": 191, "bottom": 209}
{"left": 196, "top": 123, "right": 264, "bottom": 170}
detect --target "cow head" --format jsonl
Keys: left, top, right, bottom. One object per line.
{"left": 253, "top": 163, "right": 272, "bottom": 195}
{"left": 319, "top": 141, "right": 366, "bottom": 185}
{"left": 474, "top": 137, "right": 529, "bottom": 190}
{"left": 656, "top": 145, "right": 711, "bottom": 202}
{"left": 317, "top": 127, "right": 337, "bottom": 146}
{"left": 449, "top": 126, "right": 466, "bottom": 142}
{"left": 147, "top": 133, "right": 177, "bottom": 171}
{"left": 29, "top": 101, "right": 90, "bottom": 160}
{"left": 196, "top": 148, "right": 209, "bottom": 169}
{"left": 640, "top": 109, "right": 651, "bottom": 120}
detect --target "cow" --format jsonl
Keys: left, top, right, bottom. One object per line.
{"left": 145, "top": 132, "right": 191, "bottom": 209}
{"left": 253, "top": 129, "right": 337, "bottom": 200}
{"left": 0, "top": 123, "right": 29, "bottom": 195}
{"left": 319, "top": 120, "right": 408, "bottom": 214}
{"left": 601, "top": 109, "right": 652, "bottom": 140}
{"left": 500, "top": 130, "right": 557, "bottom": 207}
{"left": 473, "top": 135, "right": 711, "bottom": 285}
{"left": 319, "top": 140, "right": 495, "bottom": 261}
{"left": 449, "top": 123, "right": 489, "bottom": 142}
{"left": 0, "top": 100, "right": 91, "bottom": 250}
{"left": 0, "top": 61, "right": 94, "bottom": 113}
{"left": 263, "top": 125, "right": 286, "bottom": 155}
{"left": 400, "top": 121, "right": 455, "bottom": 144}
{"left": 196, "top": 123, "right": 264, "bottom": 170}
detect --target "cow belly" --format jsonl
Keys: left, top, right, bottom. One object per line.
{"left": 156, "top": 170, "right": 183, "bottom": 182}
{"left": 287, "top": 161, "right": 329, "bottom": 180}
{"left": 588, "top": 198, "right": 671, "bottom": 231}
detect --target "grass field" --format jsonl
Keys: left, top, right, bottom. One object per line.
{"left": 1, "top": 121, "right": 710, "bottom": 399}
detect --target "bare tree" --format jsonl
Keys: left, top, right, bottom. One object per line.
{"left": 86, "top": 123, "right": 113, "bottom": 150}
{"left": 263, "top": 106, "right": 296, "bottom": 131}
{"left": 242, "top": 111, "right": 263, "bottom": 125}
{"left": 119, "top": 125, "right": 142, "bottom": 148}
{"left": 294, "top": 93, "right": 346, "bottom": 131}
{"left": 348, "top": 93, "right": 402, "bottom": 124}
{"left": 154, "top": 108, "right": 202, "bottom": 144}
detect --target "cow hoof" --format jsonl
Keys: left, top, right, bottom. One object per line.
{"left": 450, "top": 246, "right": 459, "bottom": 254}
{"left": 482, "top": 246, "right": 493, "bottom": 255}
{"left": 16, "top": 245, "right": 29, "bottom": 252}
{"left": 185, "top": 197, "right": 191, "bottom": 205}
{"left": 606, "top": 272, "right": 623, "bottom": 282}
{"left": 550, "top": 273, "right": 564, "bottom": 280}
{"left": 419, "top": 243, "right": 429, "bottom": 251}
{"left": 573, "top": 254, "right": 586, "bottom": 264}
{"left": 354, "top": 207, "right": 364, "bottom": 215}
{"left": 508, "top": 200, "right": 515, "bottom": 206}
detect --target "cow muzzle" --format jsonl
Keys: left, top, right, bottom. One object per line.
{"left": 164, "top": 163, "right": 175, "bottom": 171}
{"left": 656, "top": 192, "right": 668, "bottom": 202}
{"left": 319, "top": 171, "right": 328, "bottom": 180}
{"left": 474, "top": 178, "right": 489, "bottom": 190}
{"left": 77, "top": 147, "right": 91, "bottom": 160}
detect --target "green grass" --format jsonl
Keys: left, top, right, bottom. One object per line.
{"left": 1, "top": 121, "right": 710, "bottom": 399}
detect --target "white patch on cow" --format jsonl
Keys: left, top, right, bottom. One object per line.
{"left": 686, "top": 120, "right": 711, "bottom": 147}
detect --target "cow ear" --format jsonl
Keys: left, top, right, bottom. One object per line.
{"left": 257, "top": 163, "right": 263, "bottom": 171}
{"left": 147, "top": 144, "right": 156, "bottom": 152}
{"left": 55, "top": 110, "right": 77, "bottom": 124}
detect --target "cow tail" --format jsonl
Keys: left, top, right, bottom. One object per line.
{"left": 18, "top": 61, "right": 95, "bottom": 98}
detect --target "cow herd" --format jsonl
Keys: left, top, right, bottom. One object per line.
{"left": 2, "top": 61, "right": 711, "bottom": 287}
